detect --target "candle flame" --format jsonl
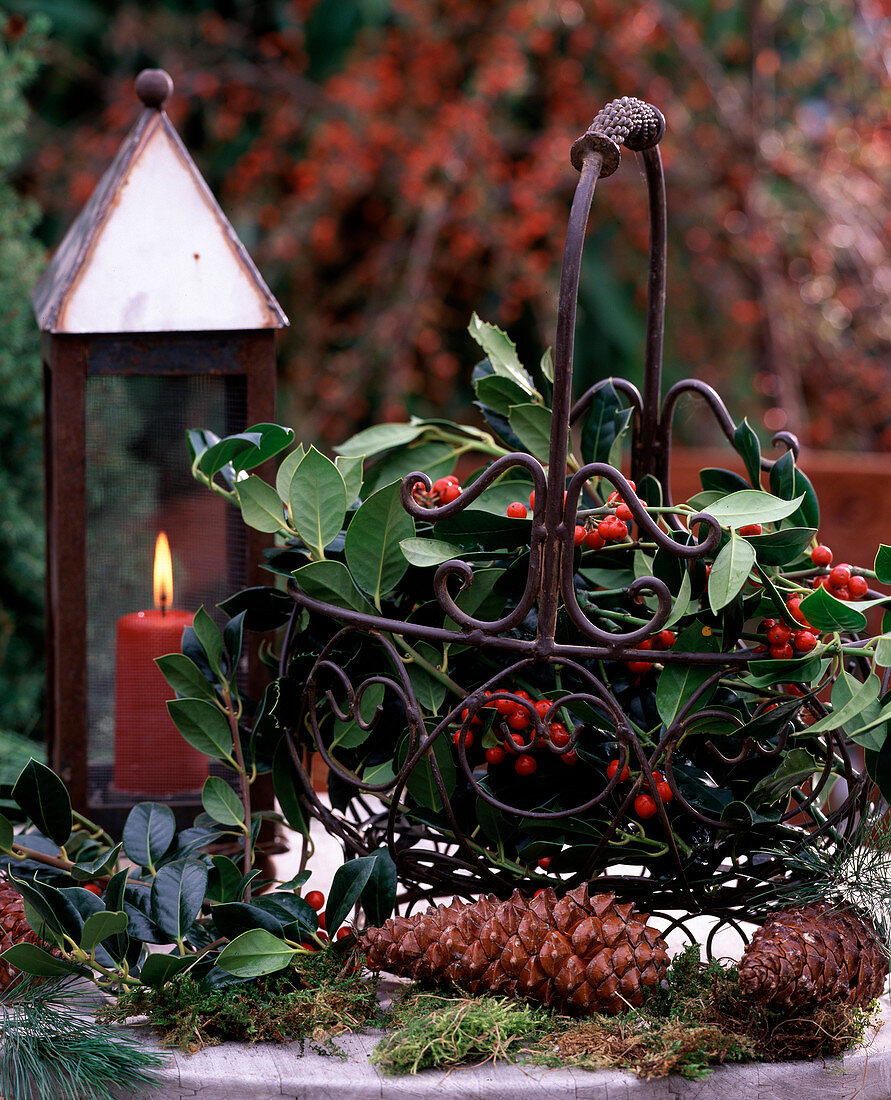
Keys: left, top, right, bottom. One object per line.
{"left": 153, "top": 532, "right": 173, "bottom": 611}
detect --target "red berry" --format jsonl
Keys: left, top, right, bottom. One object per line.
{"left": 834, "top": 585, "right": 851, "bottom": 601}
{"left": 767, "top": 623, "right": 792, "bottom": 645}
{"left": 318, "top": 911, "right": 327, "bottom": 930}
{"left": 515, "top": 754, "right": 537, "bottom": 776}
{"left": 607, "top": 760, "right": 630, "bottom": 782}
{"left": 828, "top": 564, "right": 852, "bottom": 588}
{"left": 534, "top": 700, "right": 551, "bottom": 719}
{"left": 793, "top": 630, "right": 817, "bottom": 653}
{"left": 634, "top": 794, "right": 658, "bottom": 819}
{"left": 507, "top": 501, "right": 527, "bottom": 519}
{"left": 460, "top": 707, "right": 483, "bottom": 727}
{"left": 739, "top": 523, "right": 762, "bottom": 536}
{"left": 627, "top": 661, "right": 652, "bottom": 674}
{"left": 760, "top": 618, "right": 778, "bottom": 632}
{"left": 336, "top": 927, "right": 351, "bottom": 940}
{"left": 849, "top": 575, "right": 868, "bottom": 599}
{"left": 305, "top": 890, "right": 325, "bottom": 912}
{"left": 573, "top": 525, "right": 586, "bottom": 546}
{"left": 494, "top": 696, "right": 516, "bottom": 715}
{"left": 507, "top": 709, "right": 530, "bottom": 730}
{"left": 83, "top": 883, "right": 102, "bottom": 896}
{"left": 316, "top": 930, "right": 329, "bottom": 942}
{"left": 561, "top": 750, "right": 578, "bottom": 765}
{"left": 584, "top": 528, "right": 605, "bottom": 550}
{"left": 811, "top": 545, "right": 833, "bottom": 567}
{"left": 615, "top": 503, "right": 633, "bottom": 522}
{"left": 486, "top": 745, "right": 506, "bottom": 766}
{"left": 443, "top": 475, "right": 460, "bottom": 485}
{"left": 438, "top": 483, "right": 461, "bottom": 504}
{"left": 537, "top": 856, "right": 551, "bottom": 869}
{"left": 655, "top": 630, "right": 676, "bottom": 649}
{"left": 769, "top": 642, "right": 794, "bottom": 660}
{"left": 786, "top": 597, "right": 809, "bottom": 625}
{"left": 452, "top": 729, "right": 474, "bottom": 748}
{"left": 656, "top": 781, "right": 673, "bottom": 803}
{"left": 548, "top": 721, "right": 571, "bottom": 747}
{"left": 528, "top": 489, "right": 536, "bottom": 509}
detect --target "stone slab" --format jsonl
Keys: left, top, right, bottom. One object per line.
{"left": 133, "top": 995, "right": 891, "bottom": 1100}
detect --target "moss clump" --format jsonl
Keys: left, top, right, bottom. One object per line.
{"left": 101, "top": 949, "right": 380, "bottom": 1054}
{"left": 372, "top": 946, "right": 880, "bottom": 1079}
{"left": 372, "top": 990, "right": 553, "bottom": 1076}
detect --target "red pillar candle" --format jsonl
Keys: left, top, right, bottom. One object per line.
{"left": 112, "top": 533, "right": 208, "bottom": 796}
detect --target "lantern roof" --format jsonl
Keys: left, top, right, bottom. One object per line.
{"left": 33, "top": 69, "right": 288, "bottom": 335}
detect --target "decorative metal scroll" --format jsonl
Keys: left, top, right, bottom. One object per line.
{"left": 281, "top": 97, "right": 868, "bottom": 938}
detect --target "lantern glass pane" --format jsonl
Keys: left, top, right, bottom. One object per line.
{"left": 84, "top": 374, "right": 247, "bottom": 802}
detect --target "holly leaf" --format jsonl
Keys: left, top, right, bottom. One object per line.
{"left": 656, "top": 623, "right": 720, "bottom": 727}
{"left": 708, "top": 532, "right": 755, "bottom": 613}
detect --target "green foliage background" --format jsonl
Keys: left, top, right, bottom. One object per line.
{"left": 0, "top": 13, "right": 46, "bottom": 746}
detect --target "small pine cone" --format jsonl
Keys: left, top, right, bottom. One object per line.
{"left": 738, "top": 902, "right": 888, "bottom": 1010}
{"left": 0, "top": 877, "right": 57, "bottom": 990}
{"left": 361, "top": 887, "right": 670, "bottom": 1016}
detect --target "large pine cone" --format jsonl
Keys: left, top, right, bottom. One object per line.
{"left": 738, "top": 902, "right": 888, "bottom": 1010}
{"left": 0, "top": 877, "right": 55, "bottom": 990}
{"left": 360, "top": 886, "right": 670, "bottom": 1015}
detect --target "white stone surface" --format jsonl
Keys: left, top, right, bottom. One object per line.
{"left": 134, "top": 996, "right": 891, "bottom": 1099}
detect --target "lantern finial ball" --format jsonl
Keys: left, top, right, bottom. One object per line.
{"left": 136, "top": 69, "right": 173, "bottom": 110}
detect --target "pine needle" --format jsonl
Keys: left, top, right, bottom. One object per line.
{"left": 0, "top": 976, "right": 166, "bottom": 1100}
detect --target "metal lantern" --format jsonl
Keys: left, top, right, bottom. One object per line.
{"left": 33, "top": 69, "right": 288, "bottom": 829}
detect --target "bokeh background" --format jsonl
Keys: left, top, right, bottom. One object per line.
{"left": 0, "top": 0, "right": 889, "bottom": 752}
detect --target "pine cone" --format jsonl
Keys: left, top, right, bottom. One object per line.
{"left": 0, "top": 877, "right": 56, "bottom": 990}
{"left": 360, "top": 887, "right": 670, "bottom": 1015}
{"left": 738, "top": 902, "right": 888, "bottom": 1010}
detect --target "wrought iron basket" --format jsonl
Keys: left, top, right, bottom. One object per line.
{"left": 281, "top": 97, "right": 867, "bottom": 940}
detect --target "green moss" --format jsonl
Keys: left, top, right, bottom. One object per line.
{"left": 371, "top": 946, "right": 880, "bottom": 1079}
{"left": 101, "top": 949, "right": 381, "bottom": 1054}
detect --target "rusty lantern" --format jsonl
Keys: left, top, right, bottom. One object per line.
{"left": 33, "top": 69, "right": 287, "bottom": 829}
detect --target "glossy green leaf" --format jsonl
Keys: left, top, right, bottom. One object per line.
{"left": 155, "top": 653, "right": 217, "bottom": 701}
{"left": 708, "top": 533, "right": 755, "bottom": 614}
{"left": 288, "top": 446, "right": 348, "bottom": 559}
{"left": 335, "top": 454, "right": 364, "bottom": 503}
{"left": 12, "top": 758, "right": 72, "bottom": 847}
{"left": 292, "top": 559, "right": 377, "bottom": 615}
{"left": 272, "top": 740, "right": 310, "bottom": 837}
{"left": 122, "top": 802, "right": 176, "bottom": 871}
{"left": 733, "top": 418, "right": 762, "bottom": 487}
{"left": 167, "top": 698, "right": 234, "bottom": 761}
{"left": 405, "top": 641, "right": 447, "bottom": 714}
{"left": 150, "top": 858, "right": 209, "bottom": 941}
{"left": 399, "top": 537, "right": 464, "bottom": 568}
{"left": 699, "top": 490, "right": 805, "bottom": 529}
{"left": 196, "top": 432, "right": 265, "bottom": 478}
{"left": 331, "top": 683, "right": 385, "bottom": 749}
{"left": 475, "top": 374, "right": 531, "bottom": 416}
{"left": 219, "top": 586, "right": 296, "bottom": 631}
{"left": 874, "top": 634, "right": 891, "bottom": 668}
{"left": 404, "top": 731, "right": 456, "bottom": 811}
{"left": 865, "top": 735, "right": 891, "bottom": 803}
{"left": 80, "top": 910, "right": 128, "bottom": 952}
{"left": 875, "top": 545, "right": 891, "bottom": 585}
{"left": 275, "top": 444, "right": 306, "bottom": 501}
{"left": 749, "top": 749, "right": 817, "bottom": 806}
{"left": 799, "top": 585, "right": 868, "bottom": 632}
{"left": 70, "top": 842, "right": 123, "bottom": 882}
{"left": 745, "top": 527, "right": 816, "bottom": 567}
{"left": 655, "top": 623, "right": 720, "bottom": 727}
{"left": 467, "top": 313, "right": 535, "bottom": 392}
{"left": 201, "top": 776, "right": 245, "bottom": 829}
{"left": 325, "top": 857, "right": 374, "bottom": 935}
{"left": 211, "top": 900, "right": 288, "bottom": 940}
{"left": 0, "top": 812, "right": 12, "bottom": 853}
{"left": 362, "top": 440, "right": 454, "bottom": 498}
{"left": 769, "top": 451, "right": 819, "bottom": 528}
{"left": 231, "top": 424, "right": 296, "bottom": 472}
{"left": 805, "top": 671, "right": 881, "bottom": 734}
{"left": 216, "top": 928, "right": 297, "bottom": 977}
{"left": 357, "top": 848, "right": 397, "bottom": 927}
{"left": 192, "top": 606, "right": 224, "bottom": 678}
{"left": 699, "top": 468, "right": 751, "bottom": 494}
{"left": 581, "top": 381, "right": 632, "bottom": 467}
{"left": 334, "top": 423, "right": 424, "bottom": 459}
{"left": 508, "top": 403, "right": 553, "bottom": 463}
{"left": 138, "top": 951, "right": 195, "bottom": 988}
{"left": 344, "top": 481, "right": 415, "bottom": 603}
{"left": 746, "top": 656, "right": 827, "bottom": 688}
{"left": 207, "top": 855, "right": 245, "bottom": 904}
{"left": 0, "top": 943, "right": 88, "bottom": 978}
{"left": 236, "top": 474, "right": 287, "bottom": 533}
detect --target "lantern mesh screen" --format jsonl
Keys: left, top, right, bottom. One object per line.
{"left": 84, "top": 374, "right": 247, "bottom": 792}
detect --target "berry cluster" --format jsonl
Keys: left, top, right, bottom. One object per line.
{"left": 626, "top": 629, "right": 676, "bottom": 675}
{"left": 303, "top": 889, "right": 350, "bottom": 945}
{"left": 607, "top": 759, "right": 674, "bottom": 819}
{"left": 810, "top": 544, "right": 868, "bottom": 600}
{"left": 453, "top": 689, "right": 578, "bottom": 777}
{"left": 504, "top": 483, "right": 644, "bottom": 551}
{"left": 412, "top": 474, "right": 462, "bottom": 507}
